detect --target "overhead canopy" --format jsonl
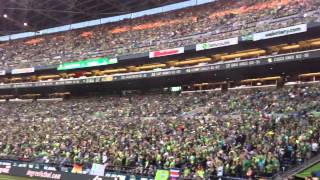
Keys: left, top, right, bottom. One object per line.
{"left": 0, "top": 0, "right": 187, "bottom": 36}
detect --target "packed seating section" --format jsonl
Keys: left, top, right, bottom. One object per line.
{"left": 0, "top": 84, "right": 319, "bottom": 178}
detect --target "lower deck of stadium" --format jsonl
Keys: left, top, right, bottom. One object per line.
{"left": 0, "top": 82, "right": 319, "bottom": 179}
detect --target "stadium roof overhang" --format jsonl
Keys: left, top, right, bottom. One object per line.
{"left": 1, "top": 55, "right": 320, "bottom": 96}
{"left": 0, "top": 0, "right": 186, "bottom": 36}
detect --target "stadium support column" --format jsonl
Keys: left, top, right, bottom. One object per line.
{"left": 276, "top": 76, "right": 285, "bottom": 88}
{"left": 277, "top": 75, "right": 287, "bottom": 89}
{"left": 277, "top": 74, "right": 297, "bottom": 88}
{"left": 221, "top": 82, "right": 229, "bottom": 92}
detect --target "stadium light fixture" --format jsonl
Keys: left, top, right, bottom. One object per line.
{"left": 3, "top": 14, "right": 8, "bottom": 18}
{"left": 23, "top": 22, "right": 28, "bottom": 26}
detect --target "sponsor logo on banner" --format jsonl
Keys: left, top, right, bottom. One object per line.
{"left": 253, "top": 24, "right": 307, "bottom": 41}
{"left": 0, "top": 166, "right": 11, "bottom": 174}
{"left": 26, "top": 170, "right": 62, "bottom": 179}
{"left": 11, "top": 68, "right": 34, "bottom": 74}
{"left": 0, "top": 162, "right": 114, "bottom": 180}
{"left": 241, "top": 34, "right": 254, "bottom": 41}
{"left": 149, "top": 47, "right": 184, "bottom": 58}
{"left": 196, "top": 37, "right": 239, "bottom": 51}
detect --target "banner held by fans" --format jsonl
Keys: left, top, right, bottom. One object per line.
{"left": 155, "top": 169, "right": 170, "bottom": 180}
{"left": 90, "top": 163, "right": 106, "bottom": 176}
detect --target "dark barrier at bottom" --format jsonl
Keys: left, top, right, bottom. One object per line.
{"left": 0, "top": 165, "right": 114, "bottom": 180}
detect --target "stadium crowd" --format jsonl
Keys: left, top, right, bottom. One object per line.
{"left": 0, "top": 84, "right": 319, "bottom": 178}
{"left": 0, "top": 0, "right": 320, "bottom": 68}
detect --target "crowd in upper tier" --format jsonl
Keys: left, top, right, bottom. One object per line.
{"left": 0, "top": 84, "right": 319, "bottom": 178}
{"left": 0, "top": 0, "right": 320, "bottom": 69}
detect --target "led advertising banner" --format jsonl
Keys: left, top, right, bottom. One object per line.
{"left": 149, "top": 47, "right": 184, "bottom": 58}
{"left": 196, "top": 37, "right": 239, "bottom": 51}
{"left": 11, "top": 68, "right": 35, "bottom": 74}
{"left": 58, "top": 57, "right": 118, "bottom": 70}
{"left": 252, "top": 24, "right": 307, "bottom": 41}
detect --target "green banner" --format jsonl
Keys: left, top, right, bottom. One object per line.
{"left": 57, "top": 57, "right": 118, "bottom": 70}
{"left": 155, "top": 170, "right": 170, "bottom": 180}
{"left": 241, "top": 34, "right": 254, "bottom": 41}
{"left": 295, "top": 162, "right": 320, "bottom": 179}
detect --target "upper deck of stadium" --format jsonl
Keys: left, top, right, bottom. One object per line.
{"left": 0, "top": 0, "right": 319, "bottom": 70}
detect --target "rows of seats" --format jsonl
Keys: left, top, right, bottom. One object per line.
{"left": 0, "top": 84, "right": 319, "bottom": 178}
{"left": 0, "top": 0, "right": 319, "bottom": 69}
